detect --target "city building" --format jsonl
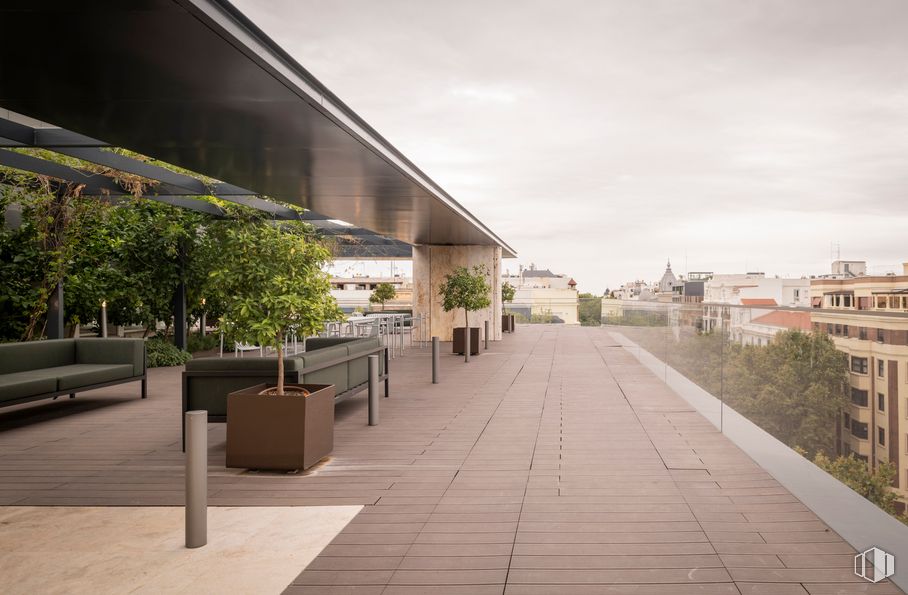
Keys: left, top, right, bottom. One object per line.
{"left": 502, "top": 266, "right": 580, "bottom": 324}
{"left": 703, "top": 273, "right": 811, "bottom": 333}
{"left": 330, "top": 275, "right": 413, "bottom": 312}
{"left": 738, "top": 310, "right": 812, "bottom": 347}
{"left": 679, "top": 271, "right": 712, "bottom": 304}
{"left": 810, "top": 262, "right": 908, "bottom": 511}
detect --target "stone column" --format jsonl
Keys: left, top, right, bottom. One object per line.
{"left": 413, "top": 245, "right": 502, "bottom": 342}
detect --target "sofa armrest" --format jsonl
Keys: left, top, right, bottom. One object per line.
{"left": 75, "top": 338, "right": 146, "bottom": 377}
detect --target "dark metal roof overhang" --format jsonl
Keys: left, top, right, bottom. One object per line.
{"left": 0, "top": 0, "right": 515, "bottom": 258}
{"left": 0, "top": 118, "right": 414, "bottom": 258}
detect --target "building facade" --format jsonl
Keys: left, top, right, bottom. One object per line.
{"left": 330, "top": 276, "right": 413, "bottom": 312}
{"left": 810, "top": 263, "right": 908, "bottom": 511}
{"left": 503, "top": 267, "right": 580, "bottom": 324}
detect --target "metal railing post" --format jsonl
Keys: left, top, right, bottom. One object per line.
{"left": 432, "top": 336, "right": 440, "bottom": 384}
{"left": 185, "top": 410, "right": 207, "bottom": 548}
{"left": 368, "top": 355, "right": 380, "bottom": 425}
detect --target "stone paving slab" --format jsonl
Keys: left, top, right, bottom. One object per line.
{"left": 0, "top": 326, "right": 902, "bottom": 594}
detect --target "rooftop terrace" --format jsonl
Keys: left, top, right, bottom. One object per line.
{"left": 1, "top": 325, "right": 898, "bottom": 594}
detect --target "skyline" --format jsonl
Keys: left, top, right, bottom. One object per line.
{"left": 235, "top": 0, "right": 908, "bottom": 294}
{"left": 329, "top": 253, "right": 906, "bottom": 297}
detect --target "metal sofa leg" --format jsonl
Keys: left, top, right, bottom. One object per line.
{"left": 141, "top": 378, "right": 147, "bottom": 399}
{"left": 69, "top": 393, "right": 75, "bottom": 399}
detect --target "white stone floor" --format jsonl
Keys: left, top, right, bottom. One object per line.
{"left": 0, "top": 505, "right": 361, "bottom": 594}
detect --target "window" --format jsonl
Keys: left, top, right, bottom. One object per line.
{"left": 843, "top": 325, "right": 849, "bottom": 336}
{"left": 859, "top": 327, "right": 867, "bottom": 340}
{"left": 851, "top": 388, "right": 868, "bottom": 407}
{"left": 878, "top": 427, "right": 886, "bottom": 446}
{"left": 851, "top": 420, "right": 868, "bottom": 439}
{"left": 827, "top": 323, "right": 833, "bottom": 335}
{"left": 877, "top": 328, "right": 885, "bottom": 343}
{"left": 877, "top": 296, "right": 887, "bottom": 309}
{"left": 844, "top": 412, "right": 851, "bottom": 428}
{"left": 851, "top": 357, "right": 868, "bottom": 374}
{"left": 878, "top": 359, "right": 885, "bottom": 377}
{"left": 835, "top": 324, "right": 842, "bottom": 335}
{"left": 878, "top": 393, "right": 886, "bottom": 411}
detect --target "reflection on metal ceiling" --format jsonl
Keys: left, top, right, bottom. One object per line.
{"left": 0, "top": 0, "right": 515, "bottom": 257}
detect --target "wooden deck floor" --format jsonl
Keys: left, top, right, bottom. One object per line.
{"left": 0, "top": 326, "right": 901, "bottom": 594}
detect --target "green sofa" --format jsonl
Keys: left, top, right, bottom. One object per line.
{"left": 182, "top": 337, "right": 388, "bottom": 444}
{"left": 0, "top": 338, "right": 147, "bottom": 408}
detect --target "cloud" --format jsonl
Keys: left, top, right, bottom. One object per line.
{"left": 234, "top": 0, "right": 908, "bottom": 293}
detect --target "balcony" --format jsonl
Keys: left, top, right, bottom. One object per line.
{"left": 2, "top": 324, "right": 907, "bottom": 592}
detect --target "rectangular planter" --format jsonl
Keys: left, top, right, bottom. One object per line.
{"left": 452, "top": 327, "right": 481, "bottom": 355}
{"left": 226, "top": 383, "right": 334, "bottom": 471}
{"left": 502, "top": 314, "right": 516, "bottom": 333}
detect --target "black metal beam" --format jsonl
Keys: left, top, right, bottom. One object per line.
{"left": 0, "top": 118, "right": 107, "bottom": 148}
{"left": 0, "top": 148, "right": 123, "bottom": 195}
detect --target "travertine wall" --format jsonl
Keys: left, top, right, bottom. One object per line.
{"left": 413, "top": 245, "right": 502, "bottom": 342}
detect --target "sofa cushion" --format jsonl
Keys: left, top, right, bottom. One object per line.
{"left": 0, "top": 339, "right": 75, "bottom": 374}
{"left": 75, "top": 338, "right": 145, "bottom": 377}
{"left": 306, "top": 337, "right": 359, "bottom": 351}
{"left": 51, "top": 364, "right": 136, "bottom": 390}
{"left": 346, "top": 338, "right": 382, "bottom": 388}
{"left": 301, "top": 345, "right": 348, "bottom": 393}
{"left": 0, "top": 372, "right": 58, "bottom": 402}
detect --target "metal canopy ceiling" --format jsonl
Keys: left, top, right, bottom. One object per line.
{"left": 0, "top": 116, "right": 414, "bottom": 257}
{"left": 0, "top": 0, "right": 515, "bottom": 258}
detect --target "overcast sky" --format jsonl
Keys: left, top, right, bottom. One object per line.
{"left": 235, "top": 0, "right": 908, "bottom": 294}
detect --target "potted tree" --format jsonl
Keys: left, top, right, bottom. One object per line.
{"left": 369, "top": 282, "right": 396, "bottom": 312}
{"left": 209, "top": 221, "right": 342, "bottom": 471}
{"left": 438, "top": 264, "right": 492, "bottom": 362}
{"left": 501, "top": 281, "right": 516, "bottom": 333}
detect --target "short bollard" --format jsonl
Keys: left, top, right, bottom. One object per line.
{"left": 465, "top": 325, "right": 471, "bottom": 363}
{"left": 185, "top": 410, "right": 207, "bottom": 549}
{"left": 432, "top": 336, "right": 440, "bottom": 384}
{"left": 368, "top": 354, "right": 379, "bottom": 426}
{"left": 484, "top": 320, "right": 490, "bottom": 350}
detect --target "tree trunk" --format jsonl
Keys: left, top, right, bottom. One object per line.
{"left": 276, "top": 333, "right": 284, "bottom": 396}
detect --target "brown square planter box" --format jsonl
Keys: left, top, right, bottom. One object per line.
{"left": 452, "top": 327, "right": 481, "bottom": 355}
{"left": 502, "top": 314, "right": 516, "bottom": 333}
{"left": 226, "top": 383, "right": 334, "bottom": 472}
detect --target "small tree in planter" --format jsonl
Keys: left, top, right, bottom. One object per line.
{"left": 210, "top": 221, "right": 341, "bottom": 395}
{"left": 501, "top": 281, "right": 516, "bottom": 333}
{"left": 438, "top": 264, "right": 492, "bottom": 362}
{"left": 502, "top": 281, "right": 516, "bottom": 313}
{"left": 369, "top": 282, "right": 396, "bottom": 311}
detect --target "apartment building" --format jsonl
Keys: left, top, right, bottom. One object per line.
{"left": 702, "top": 273, "right": 811, "bottom": 333}
{"left": 810, "top": 263, "right": 908, "bottom": 511}
{"left": 503, "top": 267, "right": 579, "bottom": 324}
{"left": 330, "top": 275, "right": 413, "bottom": 312}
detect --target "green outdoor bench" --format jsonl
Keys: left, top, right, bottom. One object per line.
{"left": 0, "top": 338, "right": 147, "bottom": 409}
{"left": 181, "top": 336, "right": 389, "bottom": 446}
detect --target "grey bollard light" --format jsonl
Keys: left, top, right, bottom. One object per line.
{"left": 100, "top": 301, "right": 108, "bottom": 338}
{"left": 484, "top": 320, "right": 489, "bottom": 350}
{"left": 432, "top": 336, "right": 440, "bottom": 384}
{"left": 368, "top": 354, "right": 379, "bottom": 426}
{"left": 185, "top": 410, "right": 207, "bottom": 548}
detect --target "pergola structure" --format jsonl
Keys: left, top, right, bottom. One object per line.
{"left": 0, "top": 0, "right": 515, "bottom": 342}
